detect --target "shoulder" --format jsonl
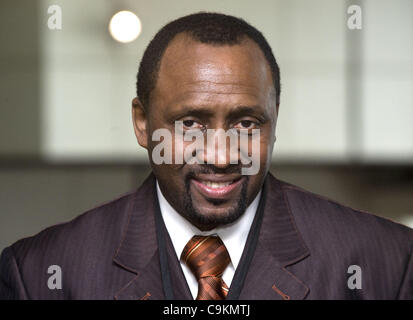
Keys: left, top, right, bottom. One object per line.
{"left": 0, "top": 189, "right": 137, "bottom": 299}
{"left": 7, "top": 174, "right": 156, "bottom": 261}
{"left": 0, "top": 174, "right": 156, "bottom": 299}
{"left": 269, "top": 174, "right": 413, "bottom": 255}
{"left": 267, "top": 174, "right": 413, "bottom": 299}
{"left": 6, "top": 189, "right": 137, "bottom": 270}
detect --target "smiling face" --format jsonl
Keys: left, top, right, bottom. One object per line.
{"left": 133, "top": 34, "right": 278, "bottom": 231}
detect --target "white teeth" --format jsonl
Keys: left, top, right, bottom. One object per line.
{"left": 201, "top": 181, "right": 232, "bottom": 189}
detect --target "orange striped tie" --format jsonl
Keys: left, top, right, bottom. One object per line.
{"left": 181, "top": 235, "right": 231, "bottom": 300}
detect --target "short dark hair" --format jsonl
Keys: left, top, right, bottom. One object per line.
{"left": 136, "top": 12, "right": 281, "bottom": 109}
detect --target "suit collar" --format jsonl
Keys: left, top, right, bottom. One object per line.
{"left": 238, "top": 173, "right": 311, "bottom": 300}
{"left": 113, "top": 174, "right": 159, "bottom": 274}
{"left": 259, "top": 173, "right": 310, "bottom": 267}
{"left": 112, "top": 174, "right": 162, "bottom": 299}
{"left": 113, "top": 173, "right": 192, "bottom": 300}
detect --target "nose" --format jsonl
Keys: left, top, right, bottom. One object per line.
{"left": 201, "top": 128, "right": 238, "bottom": 168}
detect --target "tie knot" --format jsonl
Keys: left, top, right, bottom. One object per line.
{"left": 181, "top": 235, "right": 231, "bottom": 280}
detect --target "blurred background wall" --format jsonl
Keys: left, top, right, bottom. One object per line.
{"left": 1, "top": 0, "right": 412, "bottom": 251}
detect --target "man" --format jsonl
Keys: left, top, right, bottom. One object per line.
{"left": 1, "top": 12, "right": 412, "bottom": 300}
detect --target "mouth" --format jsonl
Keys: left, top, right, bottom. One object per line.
{"left": 190, "top": 174, "right": 244, "bottom": 200}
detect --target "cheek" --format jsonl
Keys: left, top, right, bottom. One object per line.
{"left": 261, "top": 125, "right": 276, "bottom": 152}
{"left": 152, "top": 164, "right": 185, "bottom": 194}
{"left": 255, "top": 131, "right": 274, "bottom": 174}
{"left": 261, "top": 137, "right": 273, "bottom": 161}
{"left": 250, "top": 130, "right": 273, "bottom": 160}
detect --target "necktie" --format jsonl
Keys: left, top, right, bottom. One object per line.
{"left": 181, "top": 235, "right": 231, "bottom": 300}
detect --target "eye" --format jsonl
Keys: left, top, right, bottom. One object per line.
{"left": 234, "top": 120, "right": 258, "bottom": 130}
{"left": 182, "top": 119, "right": 203, "bottom": 130}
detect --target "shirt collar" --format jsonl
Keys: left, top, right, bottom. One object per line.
{"left": 157, "top": 181, "right": 261, "bottom": 269}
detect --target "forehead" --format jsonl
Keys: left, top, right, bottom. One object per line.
{"left": 151, "top": 34, "right": 274, "bottom": 109}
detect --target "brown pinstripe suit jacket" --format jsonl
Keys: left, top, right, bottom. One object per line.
{"left": 1, "top": 173, "right": 412, "bottom": 299}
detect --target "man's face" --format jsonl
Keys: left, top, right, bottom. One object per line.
{"left": 133, "top": 34, "right": 278, "bottom": 230}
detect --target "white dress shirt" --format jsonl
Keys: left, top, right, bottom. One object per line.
{"left": 156, "top": 181, "right": 261, "bottom": 299}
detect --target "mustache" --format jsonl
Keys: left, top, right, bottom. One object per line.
{"left": 184, "top": 164, "right": 248, "bottom": 206}
{"left": 185, "top": 164, "right": 243, "bottom": 178}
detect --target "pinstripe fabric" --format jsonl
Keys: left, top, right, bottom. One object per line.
{"left": 1, "top": 173, "right": 413, "bottom": 300}
{"left": 181, "top": 236, "right": 230, "bottom": 300}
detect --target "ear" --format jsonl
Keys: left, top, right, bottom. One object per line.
{"left": 132, "top": 97, "right": 148, "bottom": 149}
{"left": 273, "top": 103, "right": 280, "bottom": 142}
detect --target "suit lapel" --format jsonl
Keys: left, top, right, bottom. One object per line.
{"left": 112, "top": 173, "right": 192, "bottom": 300}
{"left": 114, "top": 249, "right": 164, "bottom": 300}
{"left": 238, "top": 174, "right": 310, "bottom": 300}
{"left": 113, "top": 174, "right": 164, "bottom": 300}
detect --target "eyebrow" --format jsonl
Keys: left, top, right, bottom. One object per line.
{"left": 171, "top": 105, "right": 267, "bottom": 121}
{"left": 172, "top": 106, "right": 215, "bottom": 119}
{"left": 229, "top": 105, "right": 265, "bottom": 117}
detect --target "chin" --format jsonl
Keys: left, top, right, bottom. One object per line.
{"left": 197, "top": 202, "right": 238, "bottom": 216}
{"left": 185, "top": 201, "right": 246, "bottom": 230}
